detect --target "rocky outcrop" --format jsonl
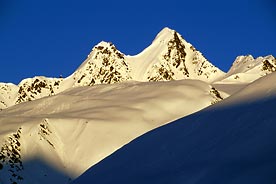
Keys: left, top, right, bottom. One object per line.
{"left": 16, "top": 77, "right": 63, "bottom": 104}
{"left": 72, "top": 42, "right": 132, "bottom": 87}
{"left": 0, "top": 128, "right": 23, "bottom": 184}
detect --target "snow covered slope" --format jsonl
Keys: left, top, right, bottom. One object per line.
{"left": 72, "top": 72, "right": 276, "bottom": 184}
{"left": 0, "top": 27, "right": 225, "bottom": 109}
{"left": 217, "top": 55, "right": 276, "bottom": 83}
{"left": 0, "top": 79, "right": 225, "bottom": 184}
{"left": 0, "top": 83, "right": 18, "bottom": 109}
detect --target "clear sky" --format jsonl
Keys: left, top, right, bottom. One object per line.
{"left": 0, "top": 0, "right": 275, "bottom": 84}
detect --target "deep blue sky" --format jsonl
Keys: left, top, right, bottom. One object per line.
{"left": 0, "top": 0, "right": 275, "bottom": 84}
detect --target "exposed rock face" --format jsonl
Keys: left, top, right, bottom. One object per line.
{"left": 72, "top": 42, "right": 132, "bottom": 87}
{"left": 262, "top": 57, "right": 276, "bottom": 72}
{"left": 0, "top": 128, "right": 23, "bottom": 184}
{"left": 209, "top": 87, "right": 224, "bottom": 104}
{"left": 16, "top": 77, "right": 63, "bottom": 104}
{"left": 146, "top": 29, "right": 223, "bottom": 82}
{"left": 147, "top": 31, "right": 189, "bottom": 81}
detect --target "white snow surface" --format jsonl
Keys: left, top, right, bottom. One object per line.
{"left": 72, "top": 72, "right": 276, "bottom": 184}
{"left": 216, "top": 55, "right": 276, "bottom": 83}
{"left": 0, "top": 79, "right": 224, "bottom": 184}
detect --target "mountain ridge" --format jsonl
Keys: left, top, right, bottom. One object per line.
{"left": 0, "top": 27, "right": 275, "bottom": 109}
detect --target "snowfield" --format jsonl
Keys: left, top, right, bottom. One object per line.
{"left": 0, "top": 79, "right": 224, "bottom": 184}
{"left": 72, "top": 72, "right": 276, "bottom": 184}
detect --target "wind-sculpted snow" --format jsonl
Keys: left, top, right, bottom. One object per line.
{"left": 0, "top": 79, "right": 225, "bottom": 184}
{"left": 72, "top": 73, "right": 276, "bottom": 184}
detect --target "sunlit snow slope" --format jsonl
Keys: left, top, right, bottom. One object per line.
{"left": 0, "top": 79, "right": 225, "bottom": 184}
{"left": 217, "top": 55, "right": 276, "bottom": 83}
{"left": 72, "top": 72, "right": 276, "bottom": 184}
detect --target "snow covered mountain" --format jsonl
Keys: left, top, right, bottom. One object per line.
{"left": 70, "top": 27, "right": 225, "bottom": 85}
{"left": 0, "top": 27, "right": 275, "bottom": 184}
{"left": 0, "top": 79, "right": 225, "bottom": 184}
{"left": 71, "top": 41, "right": 132, "bottom": 87}
{"left": 0, "top": 27, "right": 226, "bottom": 109}
{"left": 127, "top": 27, "right": 225, "bottom": 82}
{"left": 15, "top": 76, "right": 64, "bottom": 104}
{"left": 217, "top": 55, "right": 276, "bottom": 83}
{"left": 72, "top": 72, "right": 276, "bottom": 184}
{"left": 0, "top": 28, "right": 274, "bottom": 110}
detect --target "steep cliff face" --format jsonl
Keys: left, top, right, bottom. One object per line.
{"left": 72, "top": 42, "right": 132, "bottom": 87}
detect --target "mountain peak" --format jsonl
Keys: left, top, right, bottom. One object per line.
{"left": 95, "top": 41, "right": 114, "bottom": 48}
{"left": 131, "top": 27, "right": 225, "bottom": 82}
{"left": 153, "top": 27, "right": 176, "bottom": 44}
{"left": 72, "top": 40, "right": 131, "bottom": 87}
{"left": 156, "top": 27, "right": 175, "bottom": 36}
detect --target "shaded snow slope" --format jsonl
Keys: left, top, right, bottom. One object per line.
{"left": 72, "top": 72, "right": 276, "bottom": 184}
{"left": 0, "top": 79, "right": 225, "bottom": 184}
